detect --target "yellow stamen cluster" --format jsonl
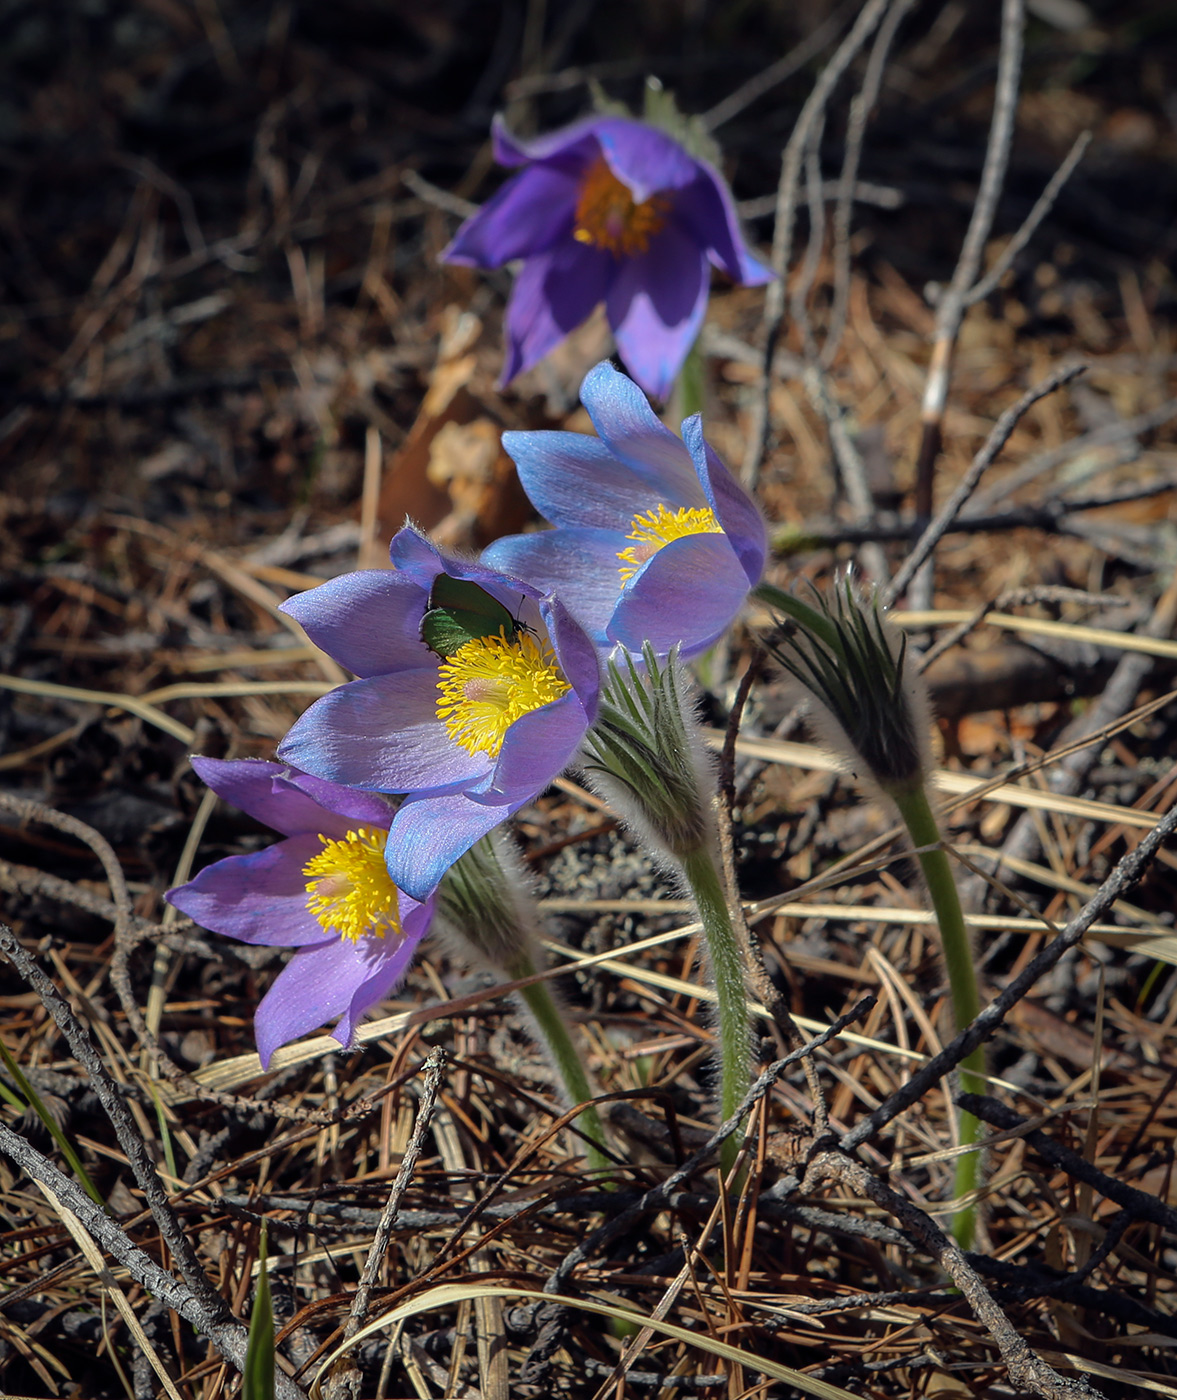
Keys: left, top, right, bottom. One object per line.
{"left": 617, "top": 503, "right": 723, "bottom": 580}
{"left": 303, "top": 825, "right": 402, "bottom": 945}
{"left": 436, "top": 629, "right": 571, "bottom": 759}
{"left": 573, "top": 156, "right": 669, "bottom": 258}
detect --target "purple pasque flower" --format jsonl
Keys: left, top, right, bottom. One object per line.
{"left": 165, "top": 758, "right": 435, "bottom": 1068}
{"left": 482, "top": 361, "right": 767, "bottom": 658}
{"left": 276, "top": 526, "right": 600, "bottom": 902}
{"left": 442, "top": 114, "right": 772, "bottom": 401}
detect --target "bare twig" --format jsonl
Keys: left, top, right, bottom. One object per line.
{"left": 965, "top": 130, "right": 1093, "bottom": 307}
{"left": 966, "top": 394, "right": 1177, "bottom": 514}
{"left": 838, "top": 799, "right": 1177, "bottom": 1154}
{"left": 822, "top": 0, "right": 919, "bottom": 366}
{"left": 699, "top": 2, "right": 858, "bottom": 132}
{"left": 959, "top": 1096, "right": 1177, "bottom": 1238}
{"left": 742, "top": 0, "right": 892, "bottom": 487}
{"left": 884, "top": 362, "right": 1086, "bottom": 605}
{"left": 911, "top": 0, "right": 1024, "bottom": 604}
{"left": 955, "top": 565, "right": 1177, "bottom": 912}
{"left": 327, "top": 1047, "right": 447, "bottom": 1400}
{"left": 0, "top": 923, "right": 231, "bottom": 1325}
{"left": 805, "top": 1151, "right": 1099, "bottom": 1399}
{"left": 0, "top": 1120, "right": 309, "bottom": 1400}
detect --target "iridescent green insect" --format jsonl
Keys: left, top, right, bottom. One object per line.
{"left": 419, "top": 575, "right": 529, "bottom": 659}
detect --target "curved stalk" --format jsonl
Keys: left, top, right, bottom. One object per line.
{"left": 513, "top": 962, "right": 611, "bottom": 1173}
{"left": 888, "top": 780, "right": 984, "bottom": 1248}
{"left": 679, "top": 844, "right": 751, "bottom": 1179}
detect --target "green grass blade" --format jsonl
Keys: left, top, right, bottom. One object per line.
{"left": 0, "top": 1038, "right": 105, "bottom": 1207}
{"left": 244, "top": 1225, "right": 275, "bottom": 1400}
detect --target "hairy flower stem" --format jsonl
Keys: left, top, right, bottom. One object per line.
{"left": 679, "top": 844, "right": 751, "bottom": 1179}
{"left": 511, "top": 957, "right": 611, "bottom": 1173}
{"left": 888, "top": 780, "right": 983, "bottom": 1249}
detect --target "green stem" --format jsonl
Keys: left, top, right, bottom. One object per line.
{"left": 752, "top": 581, "right": 844, "bottom": 652}
{"left": 669, "top": 337, "right": 706, "bottom": 424}
{"left": 514, "top": 964, "right": 611, "bottom": 1173}
{"left": 679, "top": 845, "right": 752, "bottom": 1180}
{"left": 888, "top": 781, "right": 984, "bottom": 1249}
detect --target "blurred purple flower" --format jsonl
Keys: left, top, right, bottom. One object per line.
{"left": 443, "top": 115, "right": 772, "bottom": 400}
{"left": 483, "top": 361, "right": 767, "bottom": 657}
{"left": 165, "top": 758, "right": 435, "bottom": 1068}
{"left": 277, "top": 526, "right": 600, "bottom": 901}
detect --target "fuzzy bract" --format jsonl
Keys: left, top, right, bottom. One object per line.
{"left": 165, "top": 758, "right": 435, "bottom": 1067}
{"left": 443, "top": 114, "right": 772, "bottom": 400}
{"left": 482, "top": 361, "right": 767, "bottom": 657}
{"left": 277, "top": 526, "right": 600, "bottom": 901}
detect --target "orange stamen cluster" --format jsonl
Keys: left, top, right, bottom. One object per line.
{"left": 573, "top": 156, "right": 669, "bottom": 258}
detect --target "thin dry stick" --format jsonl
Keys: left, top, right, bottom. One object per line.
{"left": 322, "top": 1049, "right": 446, "bottom": 1400}
{"left": 0, "top": 1121, "right": 309, "bottom": 1400}
{"left": 0, "top": 792, "right": 343, "bottom": 1125}
{"left": 958, "top": 565, "right": 1177, "bottom": 914}
{"left": 911, "top": 0, "right": 1024, "bottom": 610}
{"left": 742, "top": 0, "right": 892, "bottom": 487}
{"left": 884, "top": 362, "right": 1086, "bottom": 606}
{"left": 965, "top": 130, "right": 1092, "bottom": 307}
{"left": 543, "top": 997, "right": 874, "bottom": 1296}
{"left": 345, "top": 1051, "right": 445, "bottom": 1338}
{"left": 967, "top": 393, "right": 1177, "bottom": 515}
{"left": 699, "top": 1, "right": 858, "bottom": 132}
{"left": 0, "top": 923, "right": 230, "bottom": 1325}
{"left": 804, "top": 1151, "right": 1099, "bottom": 1400}
{"left": 822, "top": 0, "right": 919, "bottom": 367}
{"left": 839, "top": 799, "right": 1177, "bottom": 1153}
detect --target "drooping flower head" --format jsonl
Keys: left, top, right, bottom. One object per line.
{"left": 277, "top": 526, "right": 600, "bottom": 901}
{"left": 443, "top": 115, "right": 772, "bottom": 400}
{"left": 165, "top": 758, "right": 436, "bottom": 1067}
{"left": 482, "top": 361, "right": 767, "bottom": 658}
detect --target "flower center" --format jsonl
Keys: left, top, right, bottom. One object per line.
{"left": 573, "top": 156, "right": 669, "bottom": 258}
{"left": 436, "top": 629, "right": 571, "bottom": 759}
{"left": 303, "top": 825, "right": 402, "bottom": 945}
{"left": 617, "top": 503, "right": 723, "bottom": 580}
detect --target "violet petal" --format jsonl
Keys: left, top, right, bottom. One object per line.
{"left": 501, "top": 240, "right": 614, "bottom": 385}
{"left": 166, "top": 835, "right": 330, "bottom": 947}
{"left": 278, "top": 672, "right": 490, "bottom": 794}
{"left": 280, "top": 570, "right": 434, "bottom": 677}
{"left": 442, "top": 164, "right": 579, "bottom": 267}
{"left": 606, "top": 224, "right": 709, "bottom": 401}
{"left": 681, "top": 415, "right": 767, "bottom": 586}
{"left": 608, "top": 533, "right": 750, "bottom": 656}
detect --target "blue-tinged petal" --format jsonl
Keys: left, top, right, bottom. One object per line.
{"left": 331, "top": 929, "right": 427, "bottom": 1049}
{"left": 578, "top": 361, "right": 702, "bottom": 499}
{"left": 481, "top": 528, "right": 622, "bottom": 645}
{"left": 501, "top": 240, "right": 614, "bottom": 385}
{"left": 681, "top": 415, "right": 768, "bottom": 586}
{"left": 499, "top": 430, "right": 647, "bottom": 531}
{"left": 491, "top": 113, "right": 604, "bottom": 172}
{"left": 254, "top": 935, "right": 398, "bottom": 1067}
{"left": 593, "top": 117, "right": 699, "bottom": 201}
{"left": 607, "top": 225, "right": 709, "bottom": 402}
{"left": 540, "top": 592, "right": 601, "bottom": 722}
{"left": 673, "top": 172, "right": 774, "bottom": 286}
{"left": 166, "top": 835, "right": 330, "bottom": 947}
{"left": 186, "top": 758, "right": 323, "bottom": 838}
{"left": 486, "top": 689, "right": 592, "bottom": 801}
{"left": 386, "top": 791, "right": 516, "bottom": 901}
{"left": 278, "top": 673, "right": 490, "bottom": 795}
{"left": 276, "top": 770, "right": 396, "bottom": 835}
{"left": 608, "top": 533, "right": 750, "bottom": 657}
{"left": 280, "top": 571, "right": 433, "bottom": 677}
{"left": 442, "top": 165, "right": 579, "bottom": 268}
